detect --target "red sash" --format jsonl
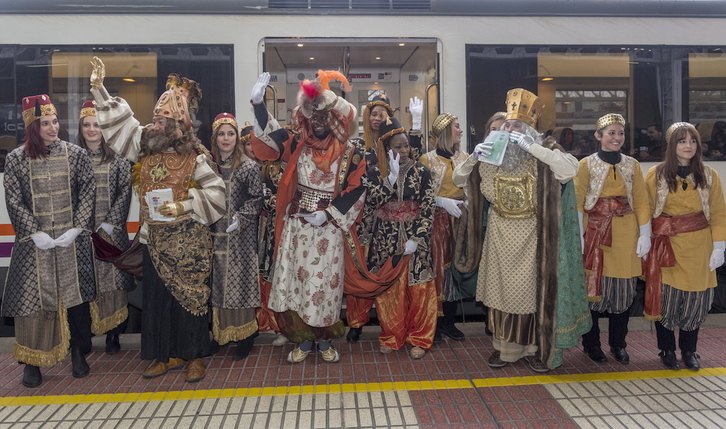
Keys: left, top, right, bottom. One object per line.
{"left": 643, "top": 211, "right": 709, "bottom": 320}
{"left": 583, "top": 196, "right": 632, "bottom": 301}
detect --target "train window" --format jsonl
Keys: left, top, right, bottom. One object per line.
{"left": 466, "top": 45, "right": 726, "bottom": 161}
{"left": 0, "top": 44, "right": 234, "bottom": 163}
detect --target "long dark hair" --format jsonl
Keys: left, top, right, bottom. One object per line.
{"left": 656, "top": 123, "right": 706, "bottom": 192}
{"left": 22, "top": 119, "right": 48, "bottom": 159}
{"left": 77, "top": 116, "right": 114, "bottom": 164}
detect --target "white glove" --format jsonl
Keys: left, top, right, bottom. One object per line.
{"left": 435, "top": 196, "right": 463, "bottom": 218}
{"left": 709, "top": 241, "right": 725, "bottom": 271}
{"left": 302, "top": 211, "right": 327, "bottom": 227}
{"left": 509, "top": 131, "right": 537, "bottom": 153}
{"left": 636, "top": 223, "right": 652, "bottom": 260}
{"left": 54, "top": 228, "right": 82, "bottom": 248}
{"left": 97, "top": 223, "right": 115, "bottom": 236}
{"left": 409, "top": 97, "right": 423, "bottom": 130}
{"left": 403, "top": 240, "right": 418, "bottom": 255}
{"left": 475, "top": 141, "right": 494, "bottom": 161}
{"left": 387, "top": 149, "right": 400, "bottom": 186}
{"left": 31, "top": 232, "right": 56, "bottom": 250}
{"left": 250, "top": 72, "right": 270, "bottom": 104}
{"left": 578, "top": 211, "right": 585, "bottom": 254}
{"left": 226, "top": 216, "right": 239, "bottom": 233}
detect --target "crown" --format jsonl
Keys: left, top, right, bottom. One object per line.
{"left": 505, "top": 89, "right": 544, "bottom": 127}
{"left": 595, "top": 113, "right": 626, "bottom": 131}
{"left": 665, "top": 122, "right": 693, "bottom": 143}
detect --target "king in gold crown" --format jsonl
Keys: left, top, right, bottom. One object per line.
{"left": 505, "top": 88, "right": 544, "bottom": 128}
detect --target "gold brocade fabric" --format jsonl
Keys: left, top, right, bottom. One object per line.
{"left": 138, "top": 151, "right": 197, "bottom": 221}
{"left": 147, "top": 218, "right": 212, "bottom": 316}
{"left": 493, "top": 169, "right": 536, "bottom": 219}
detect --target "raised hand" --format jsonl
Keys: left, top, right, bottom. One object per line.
{"left": 409, "top": 96, "right": 423, "bottom": 130}
{"left": 387, "top": 149, "right": 400, "bottom": 186}
{"left": 251, "top": 72, "right": 271, "bottom": 104}
{"left": 90, "top": 56, "right": 106, "bottom": 89}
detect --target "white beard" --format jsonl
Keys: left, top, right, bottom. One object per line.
{"left": 500, "top": 142, "right": 532, "bottom": 172}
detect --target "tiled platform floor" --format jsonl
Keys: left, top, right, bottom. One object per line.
{"left": 1, "top": 316, "right": 725, "bottom": 428}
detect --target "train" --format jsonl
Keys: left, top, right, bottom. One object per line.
{"left": 0, "top": 0, "right": 725, "bottom": 282}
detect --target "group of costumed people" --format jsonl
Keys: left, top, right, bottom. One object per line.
{"left": 2, "top": 60, "right": 724, "bottom": 389}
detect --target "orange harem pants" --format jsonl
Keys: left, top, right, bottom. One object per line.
{"left": 345, "top": 295, "right": 374, "bottom": 329}
{"left": 256, "top": 276, "right": 280, "bottom": 333}
{"left": 375, "top": 274, "right": 437, "bottom": 350}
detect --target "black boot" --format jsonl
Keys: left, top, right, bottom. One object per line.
{"left": 71, "top": 345, "right": 90, "bottom": 378}
{"left": 22, "top": 364, "right": 42, "bottom": 388}
{"left": 105, "top": 333, "right": 121, "bottom": 355}
{"left": 346, "top": 327, "right": 362, "bottom": 343}
{"left": 439, "top": 323, "right": 465, "bottom": 340}
{"left": 659, "top": 350, "right": 679, "bottom": 370}
{"left": 233, "top": 336, "right": 255, "bottom": 361}
{"left": 440, "top": 301, "right": 465, "bottom": 340}
{"left": 584, "top": 347, "right": 608, "bottom": 363}
{"left": 682, "top": 351, "right": 700, "bottom": 371}
{"left": 433, "top": 326, "right": 443, "bottom": 345}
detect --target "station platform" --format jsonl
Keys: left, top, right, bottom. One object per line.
{"left": 1, "top": 315, "right": 725, "bottom": 428}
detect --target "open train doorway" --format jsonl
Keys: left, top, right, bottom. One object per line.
{"left": 260, "top": 37, "right": 441, "bottom": 152}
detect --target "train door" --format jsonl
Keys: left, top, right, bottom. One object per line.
{"left": 260, "top": 38, "right": 440, "bottom": 151}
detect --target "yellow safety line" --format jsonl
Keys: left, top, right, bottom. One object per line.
{"left": 2, "top": 367, "right": 725, "bottom": 407}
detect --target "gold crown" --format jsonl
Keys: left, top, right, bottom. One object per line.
{"left": 504, "top": 89, "right": 544, "bottom": 127}
{"left": 430, "top": 113, "right": 456, "bottom": 141}
{"left": 665, "top": 122, "right": 694, "bottom": 143}
{"left": 595, "top": 113, "right": 625, "bottom": 131}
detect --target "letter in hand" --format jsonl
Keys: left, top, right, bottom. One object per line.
{"left": 475, "top": 141, "right": 494, "bottom": 161}
{"left": 251, "top": 72, "right": 271, "bottom": 104}
{"left": 90, "top": 56, "right": 106, "bottom": 89}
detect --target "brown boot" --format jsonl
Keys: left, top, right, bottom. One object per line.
{"left": 142, "top": 358, "right": 186, "bottom": 378}
{"left": 185, "top": 359, "right": 206, "bottom": 383}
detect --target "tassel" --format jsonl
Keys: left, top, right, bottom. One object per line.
{"left": 34, "top": 98, "right": 41, "bottom": 117}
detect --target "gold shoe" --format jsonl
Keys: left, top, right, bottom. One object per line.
{"left": 287, "top": 347, "right": 311, "bottom": 363}
{"left": 185, "top": 359, "right": 206, "bottom": 382}
{"left": 320, "top": 346, "right": 340, "bottom": 363}
{"left": 409, "top": 346, "right": 426, "bottom": 359}
{"left": 142, "top": 357, "right": 186, "bottom": 378}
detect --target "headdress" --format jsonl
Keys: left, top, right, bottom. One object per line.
{"left": 79, "top": 100, "right": 96, "bottom": 119}
{"left": 665, "top": 122, "right": 694, "bottom": 143}
{"left": 153, "top": 73, "right": 202, "bottom": 130}
{"left": 378, "top": 116, "right": 407, "bottom": 145}
{"left": 366, "top": 94, "right": 393, "bottom": 116}
{"left": 212, "top": 112, "right": 238, "bottom": 137}
{"left": 595, "top": 113, "right": 626, "bottom": 132}
{"left": 22, "top": 94, "right": 57, "bottom": 127}
{"left": 504, "top": 88, "right": 544, "bottom": 128}
{"left": 293, "top": 69, "right": 356, "bottom": 143}
{"left": 240, "top": 122, "right": 253, "bottom": 144}
{"left": 430, "top": 112, "right": 457, "bottom": 141}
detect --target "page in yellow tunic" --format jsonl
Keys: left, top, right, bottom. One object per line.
{"left": 576, "top": 159, "right": 648, "bottom": 278}
{"left": 645, "top": 167, "right": 726, "bottom": 291}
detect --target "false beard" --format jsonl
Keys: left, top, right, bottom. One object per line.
{"left": 140, "top": 126, "right": 193, "bottom": 156}
{"left": 500, "top": 142, "right": 532, "bottom": 172}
